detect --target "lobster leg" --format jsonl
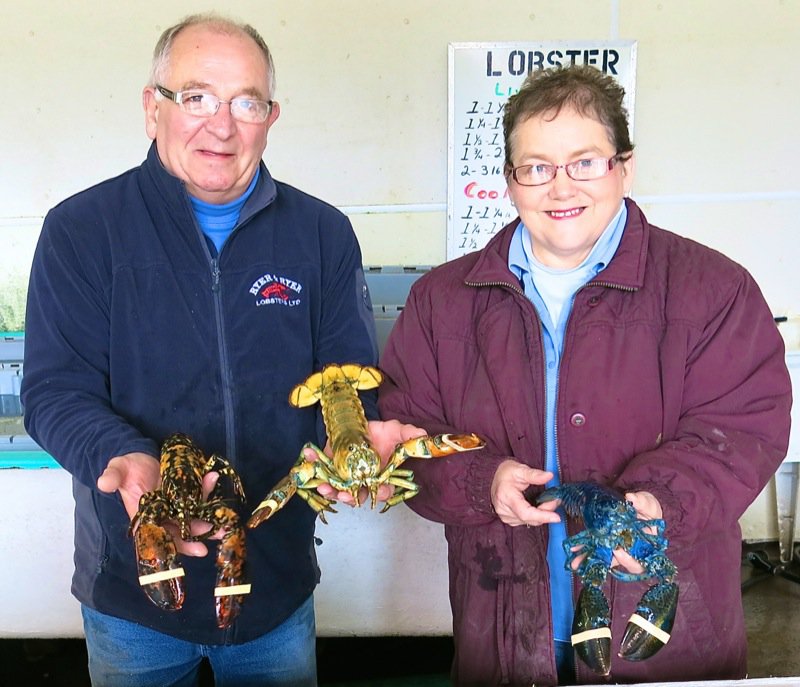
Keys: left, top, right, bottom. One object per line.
{"left": 295, "top": 487, "right": 339, "bottom": 524}
{"left": 379, "top": 470, "right": 419, "bottom": 511}
{"left": 373, "top": 434, "right": 485, "bottom": 513}
{"left": 391, "top": 433, "right": 485, "bottom": 464}
{"left": 248, "top": 445, "right": 336, "bottom": 528}
{"left": 572, "top": 584, "right": 613, "bottom": 677}
{"left": 619, "top": 581, "right": 679, "bottom": 661}
{"left": 205, "top": 453, "right": 246, "bottom": 500}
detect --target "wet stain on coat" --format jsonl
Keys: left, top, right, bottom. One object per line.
{"left": 473, "top": 542, "right": 502, "bottom": 590}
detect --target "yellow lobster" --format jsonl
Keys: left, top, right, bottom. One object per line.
{"left": 248, "top": 363, "right": 484, "bottom": 527}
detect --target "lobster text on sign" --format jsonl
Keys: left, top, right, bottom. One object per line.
{"left": 486, "top": 49, "right": 621, "bottom": 77}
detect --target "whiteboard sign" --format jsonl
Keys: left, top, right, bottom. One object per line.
{"left": 447, "top": 41, "right": 637, "bottom": 260}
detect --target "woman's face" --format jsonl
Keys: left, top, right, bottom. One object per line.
{"left": 506, "top": 107, "right": 635, "bottom": 269}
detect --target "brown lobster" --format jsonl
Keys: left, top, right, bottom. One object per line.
{"left": 129, "top": 433, "right": 249, "bottom": 628}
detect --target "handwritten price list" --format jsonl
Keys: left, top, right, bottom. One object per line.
{"left": 453, "top": 97, "right": 515, "bottom": 255}
{"left": 447, "top": 42, "right": 636, "bottom": 260}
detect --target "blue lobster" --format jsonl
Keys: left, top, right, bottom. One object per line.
{"left": 537, "top": 481, "right": 679, "bottom": 677}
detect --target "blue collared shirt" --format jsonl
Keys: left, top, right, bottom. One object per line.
{"left": 508, "top": 201, "right": 627, "bottom": 643}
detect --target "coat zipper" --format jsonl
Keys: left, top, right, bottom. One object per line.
{"left": 199, "top": 207, "right": 259, "bottom": 461}
{"left": 467, "top": 275, "right": 569, "bottom": 679}
{"left": 209, "top": 256, "right": 236, "bottom": 456}
{"left": 464, "top": 278, "right": 525, "bottom": 296}
{"left": 560, "top": 279, "right": 637, "bottom": 683}
{"left": 188, "top": 193, "right": 265, "bottom": 643}
{"left": 467, "top": 275, "right": 639, "bottom": 682}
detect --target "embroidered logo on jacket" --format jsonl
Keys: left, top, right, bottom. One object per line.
{"left": 250, "top": 273, "right": 302, "bottom": 307}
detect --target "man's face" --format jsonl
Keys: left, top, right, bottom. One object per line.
{"left": 143, "top": 25, "right": 280, "bottom": 204}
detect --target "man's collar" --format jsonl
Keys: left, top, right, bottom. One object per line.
{"left": 145, "top": 141, "right": 277, "bottom": 219}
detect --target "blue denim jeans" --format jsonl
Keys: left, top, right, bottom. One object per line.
{"left": 81, "top": 596, "right": 317, "bottom": 687}
{"left": 555, "top": 639, "right": 576, "bottom": 685}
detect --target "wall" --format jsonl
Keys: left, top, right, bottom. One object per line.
{"left": 2, "top": 0, "right": 798, "bottom": 636}
{"left": 4, "top": 1, "right": 799, "bottom": 305}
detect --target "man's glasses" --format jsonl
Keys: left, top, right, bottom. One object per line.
{"left": 509, "top": 154, "right": 630, "bottom": 187}
{"left": 156, "top": 85, "right": 273, "bottom": 124}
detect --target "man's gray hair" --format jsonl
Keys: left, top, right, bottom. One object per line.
{"left": 148, "top": 13, "right": 276, "bottom": 98}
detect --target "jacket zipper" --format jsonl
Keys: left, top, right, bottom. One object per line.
{"left": 206, "top": 205, "right": 261, "bottom": 461}
{"left": 464, "top": 278, "right": 525, "bottom": 296}
{"left": 209, "top": 256, "right": 236, "bottom": 453}
{"left": 561, "top": 279, "right": 636, "bottom": 683}
{"left": 467, "top": 271, "right": 639, "bottom": 681}
{"left": 587, "top": 280, "right": 637, "bottom": 293}
{"left": 211, "top": 260, "right": 221, "bottom": 293}
{"left": 207, "top": 256, "right": 235, "bottom": 645}
{"left": 189, "top": 193, "right": 264, "bottom": 644}
{"left": 467, "top": 275, "right": 570, "bottom": 678}
{"left": 186, "top": 208, "right": 236, "bottom": 460}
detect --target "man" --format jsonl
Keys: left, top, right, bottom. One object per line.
{"left": 22, "top": 13, "right": 413, "bottom": 686}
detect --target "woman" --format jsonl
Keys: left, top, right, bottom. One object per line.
{"left": 378, "top": 65, "right": 792, "bottom": 686}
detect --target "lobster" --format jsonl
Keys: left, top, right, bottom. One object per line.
{"left": 248, "top": 363, "right": 484, "bottom": 527}
{"left": 129, "top": 433, "right": 249, "bottom": 629}
{"left": 537, "top": 481, "right": 679, "bottom": 676}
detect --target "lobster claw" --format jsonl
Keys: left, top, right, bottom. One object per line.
{"left": 248, "top": 455, "right": 337, "bottom": 528}
{"left": 214, "top": 526, "right": 250, "bottom": 629}
{"left": 572, "top": 585, "right": 613, "bottom": 677}
{"left": 619, "top": 581, "right": 679, "bottom": 661}
{"left": 132, "top": 521, "right": 186, "bottom": 611}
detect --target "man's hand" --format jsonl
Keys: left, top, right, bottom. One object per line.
{"left": 97, "top": 452, "right": 220, "bottom": 557}
{"left": 315, "top": 419, "right": 427, "bottom": 506}
{"left": 97, "top": 452, "right": 160, "bottom": 518}
{"left": 491, "top": 460, "right": 561, "bottom": 527}
{"left": 368, "top": 419, "right": 427, "bottom": 462}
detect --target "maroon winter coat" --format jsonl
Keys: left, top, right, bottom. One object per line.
{"left": 378, "top": 200, "right": 792, "bottom": 686}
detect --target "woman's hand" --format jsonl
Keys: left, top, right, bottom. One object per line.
{"left": 610, "top": 490, "right": 663, "bottom": 575}
{"left": 566, "top": 490, "right": 664, "bottom": 575}
{"left": 490, "top": 459, "right": 561, "bottom": 527}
